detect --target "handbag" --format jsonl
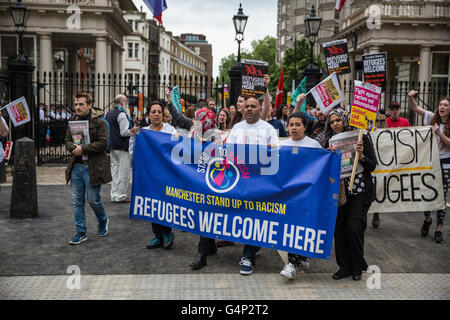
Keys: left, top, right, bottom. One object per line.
{"left": 338, "top": 179, "right": 347, "bottom": 207}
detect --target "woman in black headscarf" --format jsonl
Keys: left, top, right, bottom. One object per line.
{"left": 323, "top": 109, "right": 377, "bottom": 281}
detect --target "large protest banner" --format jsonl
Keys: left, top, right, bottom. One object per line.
{"left": 349, "top": 81, "right": 382, "bottom": 132}
{"left": 368, "top": 126, "right": 445, "bottom": 213}
{"left": 322, "top": 39, "right": 351, "bottom": 75}
{"left": 363, "top": 53, "right": 387, "bottom": 90}
{"left": 130, "top": 130, "right": 342, "bottom": 260}
{"left": 241, "top": 59, "right": 268, "bottom": 99}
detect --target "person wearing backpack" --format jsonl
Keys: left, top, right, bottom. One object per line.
{"left": 106, "top": 94, "right": 133, "bottom": 203}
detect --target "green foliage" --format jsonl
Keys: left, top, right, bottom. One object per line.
{"left": 217, "top": 36, "right": 326, "bottom": 105}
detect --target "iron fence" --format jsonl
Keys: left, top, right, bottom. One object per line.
{"left": 0, "top": 69, "right": 449, "bottom": 165}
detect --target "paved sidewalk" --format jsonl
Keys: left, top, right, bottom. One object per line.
{"left": 1, "top": 273, "right": 449, "bottom": 300}
{"left": 1, "top": 165, "right": 449, "bottom": 300}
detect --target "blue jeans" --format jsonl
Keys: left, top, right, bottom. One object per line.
{"left": 71, "top": 163, "right": 108, "bottom": 233}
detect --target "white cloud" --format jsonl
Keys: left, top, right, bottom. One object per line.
{"left": 132, "top": 0, "right": 277, "bottom": 78}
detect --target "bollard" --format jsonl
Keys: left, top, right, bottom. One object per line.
{"left": 10, "top": 137, "right": 38, "bottom": 218}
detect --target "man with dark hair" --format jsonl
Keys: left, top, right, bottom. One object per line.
{"left": 207, "top": 98, "right": 216, "bottom": 113}
{"left": 227, "top": 96, "right": 279, "bottom": 275}
{"left": 106, "top": 94, "right": 133, "bottom": 203}
{"left": 65, "top": 92, "right": 112, "bottom": 245}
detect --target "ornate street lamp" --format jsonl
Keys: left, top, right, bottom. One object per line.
{"left": 232, "top": 3, "right": 249, "bottom": 63}
{"left": 303, "top": 5, "right": 323, "bottom": 105}
{"left": 229, "top": 3, "right": 249, "bottom": 106}
{"left": 10, "top": 0, "right": 30, "bottom": 62}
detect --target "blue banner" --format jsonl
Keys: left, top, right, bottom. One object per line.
{"left": 129, "top": 130, "right": 342, "bottom": 260}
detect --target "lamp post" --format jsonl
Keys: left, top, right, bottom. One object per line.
{"left": 8, "top": 0, "right": 35, "bottom": 141}
{"left": 303, "top": 4, "right": 322, "bottom": 105}
{"left": 228, "top": 3, "right": 248, "bottom": 106}
{"left": 10, "top": 0, "right": 30, "bottom": 63}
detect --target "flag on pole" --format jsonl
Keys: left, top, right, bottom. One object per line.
{"left": 274, "top": 68, "right": 284, "bottom": 109}
{"left": 290, "top": 77, "right": 307, "bottom": 112}
{"left": 335, "top": 0, "right": 346, "bottom": 12}
{"left": 143, "top": 0, "right": 168, "bottom": 25}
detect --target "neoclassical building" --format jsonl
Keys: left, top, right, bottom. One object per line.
{"left": 0, "top": 0, "right": 135, "bottom": 107}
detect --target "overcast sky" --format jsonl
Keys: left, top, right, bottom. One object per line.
{"left": 132, "top": 0, "right": 277, "bottom": 77}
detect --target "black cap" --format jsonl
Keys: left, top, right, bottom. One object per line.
{"left": 389, "top": 102, "right": 400, "bottom": 109}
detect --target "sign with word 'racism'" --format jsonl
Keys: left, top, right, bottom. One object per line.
{"left": 368, "top": 126, "right": 445, "bottom": 213}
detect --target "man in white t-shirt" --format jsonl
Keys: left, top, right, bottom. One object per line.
{"left": 226, "top": 96, "right": 278, "bottom": 275}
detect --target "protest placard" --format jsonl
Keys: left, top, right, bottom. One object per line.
{"left": 368, "top": 126, "right": 445, "bottom": 213}
{"left": 1, "top": 97, "right": 31, "bottom": 127}
{"left": 171, "top": 86, "right": 182, "bottom": 113}
{"left": 322, "top": 39, "right": 351, "bottom": 75}
{"left": 310, "top": 72, "right": 346, "bottom": 114}
{"left": 363, "top": 52, "right": 387, "bottom": 90}
{"left": 349, "top": 81, "right": 382, "bottom": 132}
{"left": 328, "top": 130, "right": 364, "bottom": 179}
{"left": 130, "top": 131, "right": 341, "bottom": 260}
{"left": 68, "top": 120, "right": 90, "bottom": 161}
{"left": 241, "top": 59, "right": 269, "bottom": 99}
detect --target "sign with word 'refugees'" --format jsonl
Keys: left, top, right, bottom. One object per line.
{"left": 322, "top": 39, "right": 351, "bottom": 75}
{"left": 241, "top": 59, "right": 269, "bottom": 99}
{"left": 362, "top": 52, "right": 387, "bottom": 90}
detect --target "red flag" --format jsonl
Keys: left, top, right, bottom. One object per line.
{"left": 335, "top": 0, "right": 346, "bottom": 12}
{"left": 275, "top": 68, "right": 284, "bottom": 109}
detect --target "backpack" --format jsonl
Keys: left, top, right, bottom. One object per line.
{"left": 101, "top": 115, "right": 111, "bottom": 152}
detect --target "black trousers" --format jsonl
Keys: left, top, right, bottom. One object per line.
{"left": 197, "top": 236, "right": 216, "bottom": 255}
{"left": 334, "top": 192, "right": 369, "bottom": 274}
{"left": 151, "top": 222, "right": 172, "bottom": 240}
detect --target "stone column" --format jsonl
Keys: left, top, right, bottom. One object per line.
{"left": 38, "top": 33, "right": 53, "bottom": 106}
{"left": 418, "top": 45, "right": 432, "bottom": 89}
{"left": 417, "top": 45, "right": 433, "bottom": 124}
{"left": 95, "top": 35, "right": 108, "bottom": 108}
{"left": 67, "top": 49, "right": 78, "bottom": 106}
{"left": 368, "top": 45, "right": 379, "bottom": 55}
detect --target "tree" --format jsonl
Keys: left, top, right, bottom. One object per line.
{"left": 271, "top": 38, "right": 326, "bottom": 104}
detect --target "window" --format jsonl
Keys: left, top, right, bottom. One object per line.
{"left": 195, "top": 47, "right": 200, "bottom": 55}
{"left": 430, "top": 52, "right": 450, "bottom": 108}
{"left": 128, "top": 43, "right": 133, "bottom": 58}
{"left": 134, "top": 43, "right": 139, "bottom": 58}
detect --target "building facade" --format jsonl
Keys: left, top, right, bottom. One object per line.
{"left": 179, "top": 33, "right": 213, "bottom": 85}
{"left": 123, "top": 10, "right": 149, "bottom": 89}
{"left": 277, "top": 0, "right": 450, "bottom": 112}
{"left": 0, "top": 0, "right": 135, "bottom": 108}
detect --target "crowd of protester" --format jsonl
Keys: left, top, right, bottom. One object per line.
{"left": 56, "top": 74, "right": 450, "bottom": 282}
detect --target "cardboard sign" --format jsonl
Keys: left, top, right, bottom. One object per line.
{"left": 363, "top": 52, "right": 387, "bottom": 90}
{"left": 310, "top": 72, "right": 346, "bottom": 114}
{"left": 368, "top": 127, "right": 445, "bottom": 213}
{"left": 2, "top": 97, "right": 31, "bottom": 127}
{"left": 349, "top": 81, "right": 382, "bottom": 132}
{"left": 322, "top": 39, "right": 351, "bottom": 75}
{"left": 241, "top": 59, "right": 269, "bottom": 99}
{"left": 328, "top": 130, "right": 364, "bottom": 179}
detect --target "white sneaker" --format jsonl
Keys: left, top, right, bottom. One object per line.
{"left": 280, "top": 263, "right": 296, "bottom": 280}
